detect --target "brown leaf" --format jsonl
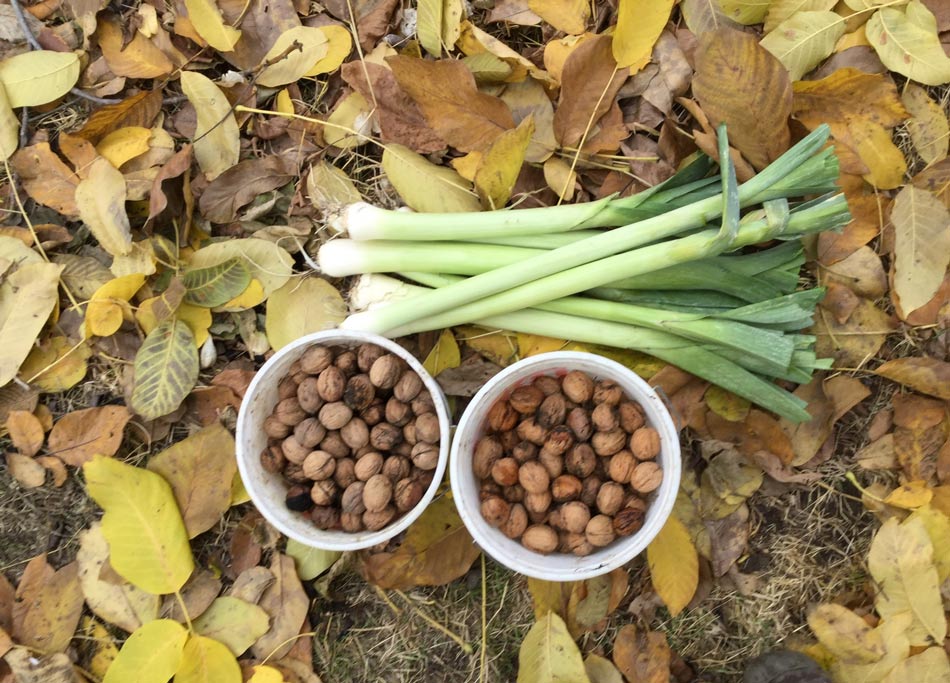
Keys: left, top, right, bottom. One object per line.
{"left": 813, "top": 299, "right": 895, "bottom": 369}
{"left": 227, "top": 566, "right": 274, "bottom": 604}
{"left": 820, "top": 282, "right": 861, "bottom": 324}
{"left": 892, "top": 394, "right": 945, "bottom": 431}
{"left": 554, "top": 34, "right": 627, "bottom": 150}
{"left": 215, "top": 0, "right": 301, "bottom": 70}
{"left": 692, "top": 28, "right": 791, "bottom": 170}
{"left": 187, "top": 387, "right": 241, "bottom": 426}
{"left": 95, "top": 14, "right": 173, "bottom": 78}
{"left": 895, "top": 425, "right": 945, "bottom": 481}
{"left": 36, "top": 457, "right": 67, "bottom": 487}
{"left": 47, "top": 406, "right": 131, "bottom": 467}
{"left": 856, "top": 433, "right": 898, "bottom": 471}
{"left": 0, "top": 575, "right": 13, "bottom": 635}
{"left": 4, "top": 648, "right": 75, "bottom": 683}
{"left": 705, "top": 503, "right": 749, "bottom": 577}
{"left": 5, "top": 454, "right": 46, "bottom": 488}
{"left": 912, "top": 157, "right": 950, "bottom": 210}
{"left": 707, "top": 409, "right": 794, "bottom": 465}
{"left": 779, "top": 377, "right": 835, "bottom": 466}
{"left": 388, "top": 56, "right": 514, "bottom": 152}
{"left": 341, "top": 61, "right": 445, "bottom": 153}
{"left": 817, "top": 184, "right": 885, "bottom": 265}
{"left": 199, "top": 156, "right": 296, "bottom": 223}
{"left": 876, "top": 358, "right": 950, "bottom": 400}
{"left": 10, "top": 144, "right": 80, "bottom": 217}
{"left": 210, "top": 366, "right": 255, "bottom": 398}
{"left": 937, "top": 437, "right": 950, "bottom": 484}
{"left": 612, "top": 624, "right": 671, "bottom": 683}
{"left": 897, "top": 271, "right": 950, "bottom": 326}
{"left": 358, "top": 494, "right": 481, "bottom": 589}
{"left": 5, "top": 411, "right": 44, "bottom": 457}
{"left": 251, "top": 553, "right": 309, "bottom": 661}
{"left": 13, "top": 556, "right": 83, "bottom": 654}
{"left": 820, "top": 245, "right": 887, "bottom": 299}
{"left": 74, "top": 90, "right": 163, "bottom": 144}
{"left": 148, "top": 143, "right": 193, "bottom": 219}
{"left": 161, "top": 568, "right": 221, "bottom": 621}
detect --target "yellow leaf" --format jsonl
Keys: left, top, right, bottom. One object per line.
{"left": 187, "top": 239, "right": 293, "bottom": 297}
{"left": 184, "top": 0, "right": 241, "bottom": 52}
{"left": 761, "top": 11, "right": 846, "bottom": 81}
{"left": 86, "top": 274, "right": 146, "bottom": 338}
{"left": 418, "top": 0, "right": 451, "bottom": 55}
{"left": 528, "top": 0, "right": 589, "bottom": 34}
{"left": 474, "top": 115, "right": 534, "bottom": 209}
{"left": 83, "top": 455, "right": 195, "bottom": 595}
{"left": 265, "top": 277, "right": 346, "bottom": 351}
{"left": 517, "top": 612, "right": 589, "bottom": 683}
{"left": 82, "top": 617, "right": 119, "bottom": 680}
{"left": 96, "top": 16, "right": 173, "bottom": 78}
{"left": 216, "top": 279, "right": 265, "bottom": 312}
{"left": 833, "top": 613, "right": 912, "bottom": 683}
{"left": 807, "top": 603, "right": 885, "bottom": 664}
{"left": 908, "top": 506, "right": 950, "bottom": 582}
{"left": 884, "top": 480, "right": 933, "bottom": 509}
{"left": 451, "top": 152, "right": 482, "bottom": 181}
{"left": 111, "top": 241, "right": 158, "bottom": 278}
{"left": 868, "top": 517, "right": 946, "bottom": 646}
{"left": 584, "top": 654, "right": 623, "bottom": 683}
{"left": 0, "top": 50, "right": 79, "bottom": 108}
{"left": 704, "top": 386, "right": 751, "bottom": 422}
{"left": 96, "top": 127, "right": 152, "bottom": 168}
{"left": 611, "top": 0, "right": 674, "bottom": 71}
{"left": 0, "top": 261, "right": 62, "bottom": 386}
{"left": 765, "top": 0, "right": 837, "bottom": 33}
{"left": 229, "top": 470, "right": 249, "bottom": 506}
{"left": 75, "top": 157, "right": 133, "bottom": 257}
{"left": 180, "top": 72, "right": 239, "bottom": 179}
{"left": 517, "top": 333, "right": 567, "bottom": 357}
{"left": 130, "top": 318, "right": 200, "bottom": 420}
{"left": 191, "top": 597, "right": 270, "bottom": 657}
{"left": 902, "top": 84, "right": 949, "bottom": 165}
{"left": 324, "top": 91, "right": 371, "bottom": 149}
{"left": 891, "top": 185, "right": 950, "bottom": 313}
{"left": 500, "top": 78, "right": 556, "bottom": 162}
{"left": 422, "top": 329, "right": 461, "bottom": 377}
{"left": 718, "top": 0, "right": 770, "bottom": 24}
{"left": 382, "top": 144, "right": 482, "bottom": 213}
{"left": 249, "top": 665, "right": 286, "bottom": 683}
{"left": 867, "top": 1, "right": 950, "bottom": 86}
{"left": 103, "top": 619, "right": 187, "bottom": 683}
{"left": 0, "top": 82, "right": 17, "bottom": 161}
{"left": 306, "top": 25, "right": 353, "bottom": 75}
{"left": 646, "top": 515, "right": 698, "bottom": 617}
{"left": 77, "top": 522, "right": 159, "bottom": 633}
{"left": 286, "top": 538, "right": 341, "bottom": 581}
{"left": 543, "top": 157, "right": 576, "bottom": 201}
{"left": 258, "top": 26, "right": 329, "bottom": 87}
{"left": 883, "top": 647, "right": 950, "bottom": 683}
{"left": 274, "top": 89, "right": 294, "bottom": 114}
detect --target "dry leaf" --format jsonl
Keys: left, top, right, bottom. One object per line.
{"left": 180, "top": 71, "right": 240, "bottom": 179}
{"left": 250, "top": 554, "right": 309, "bottom": 661}
{"left": 192, "top": 596, "right": 270, "bottom": 656}
{"left": 902, "top": 83, "right": 950, "bottom": 165}
{"left": 554, "top": 35, "right": 626, "bottom": 150}
{"left": 198, "top": 156, "right": 295, "bottom": 223}
{"left": 75, "top": 90, "right": 163, "bottom": 144}
{"left": 265, "top": 277, "right": 347, "bottom": 351}
{"left": 10, "top": 143, "right": 80, "bottom": 216}
{"left": 96, "top": 14, "right": 174, "bottom": 78}
{"left": 257, "top": 26, "right": 328, "bottom": 87}
{"left": 807, "top": 603, "right": 886, "bottom": 664}
{"left": 5, "top": 453, "right": 46, "bottom": 488}
{"left": 867, "top": 1, "right": 950, "bottom": 86}
{"left": 890, "top": 185, "right": 950, "bottom": 314}
{"left": 876, "top": 358, "right": 950, "bottom": 400}
{"left": 0, "top": 50, "right": 80, "bottom": 107}
{"left": 381, "top": 143, "right": 481, "bottom": 212}
{"left": 612, "top": 624, "right": 671, "bottom": 683}
{"left": 47, "top": 405, "right": 131, "bottom": 467}
{"left": 813, "top": 299, "right": 895, "bottom": 368}
{"left": 184, "top": 0, "right": 241, "bottom": 51}
{"left": 74, "top": 157, "right": 133, "bottom": 257}
{"left": 422, "top": 328, "right": 461, "bottom": 378}
{"left": 612, "top": 0, "right": 673, "bottom": 72}
{"left": 13, "top": 556, "right": 83, "bottom": 653}
{"left": 474, "top": 115, "right": 534, "bottom": 209}
{"left": 0, "top": 262, "right": 64, "bottom": 387}
{"left": 163, "top": 569, "right": 222, "bottom": 623}
{"left": 5, "top": 410, "right": 44, "bottom": 457}
{"left": 821, "top": 245, "right": 887, "bottom": 298}
{"left": 760, "top": 10, "right": 845, "bottom": 81}
{"left": 646, "top": 515, "right": 698, "bottom": 616}
{"left": 517, "top": 612, "right": 588, "bottom": 683}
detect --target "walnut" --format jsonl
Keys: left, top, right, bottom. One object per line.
{"left": 363, "top": 474, "right": 393, "bottom": 512}
{"left": 480, "top": 481, "right": 503, "bottom": 500}
{"left": 333, "top": 458, "right": 357, "bottom": 489}
{"left": 370, "top": 423, "right": 403, "bottom": 451}
{"left": 500, "top": 503, "right": 528, "bottom": 539}
{"left": 278, "top": 376, "right": 300, "bottom": 400}
{"left": 319, "top": 431, "right": 350, "bottom": 459}
{"left": 527, "top": 507, "right": 549, "bottom": 525}
{"left": 300, "top": 345, "right": 334, "bottom": 374}
{"left": 393, "top": 370, "right": 424, "bottom": 402}
{"left": 296, "top": 377, "right": 324, "bottom": 414}
{"left": 480, "top": 496, "right": 511, "bottom": 527}
{"left": 283, "top": 463, "right": 310, "bottom": 484}
{"left": 411, "top": 392, "right": 436, "bottom": 416}
{"left": 613, "top": 506, "right": 645, "bottom": 536}
{"left": 511, "top": 440, "right": 538, "bottom": 464}
{"left": 521, "top": 525, "right": 558, "bottom": 554}
{"left": 561, "top": 370, "right": 594, "bottom": 403}
{"left": 341, "top": 481, "right": 366, "bottom": 514}
{"left": 503, "top": 484, "right": 525, "bottom": 504}
{"left": 281, "top": 435, "right": 311, "bottom": 465}
{"left": 594, "top": 482, "right": 623, "bottom": 516}
{"left": 357, "top": 343, "right": 387, "bottom": 373}
{"left": 509, "top": 385, "right": 544, "bottom": 414}
{"left": 284, "top": 484, "right": 312, "bottom": 511}
{"left": 537, "top": 393, "right": 567, "bottom": 428}
{"left": 518, "top": 461, "right": 550, "bottom": 494}
{"left": 499, "top": 429, "right": 520, "bottom": 453}
{"left": 543, "top": 426, "right": 574, "bottom": 456}
{"left": 274, "top": 398, "right": 307, "bottom": 427}
{"left": 566, "top": 407, "right": 592, "bottom": 441}
{"left": 294, "top": 417, "right": 326, "bottom": 449}
{"left": 360, "top": 399, "right": 385, "bottom": 426}
{"left": 585, "top": 515, "right": 615, "bottom": 547}
{"left": 630, "top": 461, "right": 663, "bottom": 493}
{"left": 473, "top": 436, "right": 503, "bottom": 479}
{"left": 385, "top": 398, "right": 413, "bottom": 427}
{"left": 318, "top": 402, "right": 353, "bottom": 431}
{"left": 340, "top": 511, "right": 363, "bottom": 532}
{"left": 354, "top": 452, "right": 384, "bottom": 481}
{"left": 415, "top": 412, "right": 440, "bottom": 444}
{"left": 565, "top": 443, "right": 596, "bottom": 478}
{"left": 532, "top": 375, "right": 561, "bottom": 396}
{"left": 316, "top": 366, "right": 346, "bottom": 402}
{"left": 591, "top": 403, "right": 619, "bottom": 432}
{"left": 394, "top": 477, "right": 425, "bottom": 512}
{"left": 402, "top": 420, "right": 417, "bottom": 446}
{"left": 561, "top": 532, "right": 593, "bottom": 556}
{"left": 309, "top": 479, "right": 338, "bottom": 506}
{"left": 369, "top": 355, "right": 403, "bottom": 389}
{"left": 608, "top": 450, "right": 637, "bottom": 483}
{"left": 618, "top": 401, "right": 645, "bottom": 433}
{"left": 592, "top": 429, "right": 627, "bottom": 456}
{"left": 392, "top": 440, "right": 413, "bottom": 457}
{"left": 487, "top": 399, "right": 519, "bottom": 432}
{"left": 382, "top": 455, "right": 411, "bottom": 482}
{"left": 343, "top": 374, "right": 376, "bottom": 411}
{"left": 580, "top": 475, "right": 602, "bottom": 508}
{"left": 309, "top": 505, "right": 341, "bottom": 530}
{"left": 491, "top": 458, "right": 520, "bottom": 486}
{"left": 516, "top": 417, "right": 549, "bottom": 446}
{"left": 524, "top": 491, "right": 552, "bottom": 516}
{"left": 264, "top": 415, "right": 291, "bottom": 439}
{"left": 630, "top": 427, "right": 661, "bottom": 460}
{"left": 302, "top": 450, "right": 336, "bottom": 481}
{"left": 363, "top": 505, "right": 396, "bottom": 531}
{"left": 551, "top": 474, "right": 582, "bottom": 502}
{"left": 339, "top": 418, "right": 369, "bottom": 450}
{"left": 410, "top": 442, "right": 440, "bottom": 470}
{"left": 559, "top": 501, "right": 591, "bottom": 535}
{"left": 260, "top": 445, "right": 285, "bottom": 473}
{"left": 538, "top": 448, "right": 564, "bottom": 480}
{"left": 334, "top": 350, "right": 358, "bottom": 374}
{"left": 592, "top": 379, "right": 623, "bottom": 405}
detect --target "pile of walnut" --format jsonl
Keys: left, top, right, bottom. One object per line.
{"left": 475, "top": 370, "right": 662, "bottom": 556}
{"left": 260, "top": 343, "right": 440, "bottom": 533}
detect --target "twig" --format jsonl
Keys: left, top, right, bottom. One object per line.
{"left": 479, "top": 554, "right": 487, "bottom": 683}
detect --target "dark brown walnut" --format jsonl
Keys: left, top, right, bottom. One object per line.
{"left": 394, "top": 477, "right": 425, "bottom": 512}
{"left": 522, "top": 525, "right": 558, "bottom": 554}
{"left": 630, "top": 461, "right": 663, "bottom": 493}
{"left": 410, "top": 442, "right": 440, "bottom": 470}
{"left": 516, "top": 417, "right": 549, "bottom": 446}
{"left": 566, "top": 407, "right": 592, "bottom": 441}
{"left": 630, "top": 427, "right": 661, "bottom": 460}
{"left": 524, "top": 490, "right": 552, "bottom": 516}
{"left": 411, "top": 392, "right": 436, "bottom": 416}
{"left": 363, "top": 505, "right": 396, "bottom": 531}
{"left": 591, "top": 429, "right": 627, "bottom": 456}
{"left": 285, "top": 484, "right": 312, "bottom": 511}
{"left": 300, "top": 345, "right": 334, "bottom": 374}
{"left": 491, "top": 457, "right": 519, "bottom": 487}
{"left": 274, "top": 397, "right": 307, "bottom": 426}
{"left": 537, "top": 393, "right": 567, "bottom": 428}
{"left": 533, "top": 375, "right": 561, "bottom": 396}
{"left": 341, "top": 481, "right": 367, "bottom": 514}
{"left": 511, "top": 440, "right": 538, "bottom": 464}
{"left": 503, "top": 484, "right": 525, "bottom": 503}
{"left": 302, "top": 450, "right": 335, "bottom": 481}
{"left": 309, "top": 479, "right": 338, "bottom": 507}
{"left": 565, "top": 443, "right": 596, "bottom": 478}
{"left": 473, "top": 436, "right": 503, "bottom": 479}
{"left": 296, "top": 377, "right": 324, "bottom": 414}
{"left": 585, "top": 515, "right": 615, "bottom": 547}
{"left": 341, "top": 511, "right": 363, "bottom": 532}
{"left": 264, "top": 415, "right": 291, "bottom": 439}
{"left": 280, "top": 435, "right": 311, "bottom": 465}
{"left": 360, "top": 399, "right": 385, "bottom": 426}
{"left": 499, "top": 429, "right": 520, "bottom": 453}
{"left": 619, "top": 401, "right": 645, "bottom": 433}
{"left": 543, "top": 426, "right": 574, "bottom": 456}
{"left": 591, "top": 403, "right": 619, "bottom": 432}
{"left": 334, "top": 350, "right": 358, "bottom": 374}
{"left": 480, "top": 496, "right": 510, "bottom": 527}
{"left": 310, "top": 505, "right": 341, "bottom": 530}
{"left": 334, "top": 458, "right": 357, "bottom": 489}
{"left": 392, "top": 441, "right": 413, "bottom": 457}
{"left": 538, "top": 448, "right": 564, "bottom": 479}
{"left": 551, "top": 474, "right": 582, "bottom": 502}
{"left": 487, "top": 399, "right": 518, "bottom": 432}
{"left": 393, "top": 370, "right": 423, "bottom": 402}
{"left": 318, "top": 402, "right": 352, "bottom": 431}
{"left": 260, "top": 444, "right": 285, "bottom": 473}
{"left": 363, "top": 474, "right": 393, "bottom": 512}
{"left": 357, "top": 343, "right": 387, "bottom": 373}
{"left": 343, "top": 374, "right": 375, "bottom": 411}
{"left": 608, "top": 450, "right": 637, "bottom": 483}
{"left": 519, "top": 460, "right": 550, "bottom": 494}
{"left": 415, "top": 412, "right": 440, "bottom": 443}
{"left": 613, "top": 506, "right": 645, "bottom": 536}
{"left": 294, "top": 417, "right": 326, "bottom": 449}
{"left": 561, "top": 370, "right": 594, "bottom": 403}
{"left": 382, "top": 455, "right": 411, "bottom": 482}
{"left": 580, "top": 476, "right": 602, "bottom": 508}
{"left": 319, "top": 431, "right": 350, "bottom": 459}
{"left": 316, "top": 366, "right": 346, "bottom": 402}
{"left": 509, "top": 385, "right": 544, "bottom": 414}
{"left": 500, "top": 503, "right": 528, "bottom": 539}
{"left": 370, "top": 422, "right": 402, "bottom": 451}
{"left": 354, "top": 452, "right": 384, "bottom": 481}
{"left": 559, "top": 501, "right": 591, "bottom": 535}
{"left": 369, "top": 355, "right": 402, "bottom": 389}
{"left": 283, "top": 463, "right": 310, "bottom": 484}
{"left": 480, "top": 481, "right": 503, "bottom": 500}
{"left": 385, "top": 398, "right": 413, "bottom": 427}
{"left": 592, "top": 379, "right": 623, "bottom": 406}
{"left": 278, "top": 376, "right": 300, "bottom": 401}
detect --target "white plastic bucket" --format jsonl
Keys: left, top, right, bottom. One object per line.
{"left": 236, "top": 330, "right": 452, "bottom": 551}
{"left": 450, "top": 351, "right": 681, "bottom": 581}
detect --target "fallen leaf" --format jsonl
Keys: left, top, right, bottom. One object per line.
{"left": 866, "top": 1, "right": 950, "bottom": 86}
{"left": 0, "top": 262, "right": 63, "bottom": 386}
{"left": 0, "top": 84, "right": 16, "bottom": 162}
{"left": 584, "top": 654, "right": 623, "bottom": 683}
{"left": 813, "top": 299, "right": 894, "bottom": 368}
{"left": 517, "top": 612, "right": 588, "bottom": 683}
{"left": 882, "top": 647, "right": 950, "bottom": 683}
{"left": 680, "top": 0, "right": 741, "bottom": 34}
{"left": 102, "top": 619, "right": 187, "bottom": 683}
{"left": 147, "top": 423, "right": 237, "bottom": 537}
{"left": 807, "top": 603, "right": 885, "bottom": 664}
{"left": 418, "top": 0, "right": 465, "bottom": 54}
{"left": 890, "top": 185, "right": 950, "bottom": 314}
{"left": 764, "top": 0, "right": 836, "bottom": 33}
{"left": 817, "top": 190, "right": 884, "bottom": 265}
{"left": 130, "top": 318, "right": 200, "bottom": 421}
{"left": 307, "top": 25, "right": 353, "bottom": 75}
{"left": 570, "top": 569, "right": 627, "bottom": 634}
{"left": 382, "top": 143, "right": 481, "bottom": 212}
{"left": 0, "top": 50, "right": 79, "bottom": 107}
{"left": 181, "top": 71, "right": 240, "bottom": 179}
{"left": 876, "top": 357, "right": 950, "bottom": 400}
{"left": 19, "top": 335, "right": 90, "bottom": 392}
{"left": 75, "top": 90, "right": 163, "bottom": 144}
{"left": 5, "top": 410, "right": 44, "bottom": 457}
{"left": 285, "top": 539, "right": 341, "bottom": 581}
{"left": 176, "top": 634, "right": 241, "bottom": 683}
{"left": 47, "top": 405, "right": 131, "bottom": 467}
{"left": 85, "top": 274, "right": 146, "bottom": 338}
{"left": 13, "top": 556, "right": 83, "bottom": 653}
{"left": 250, "top": 554, "right": 309, "bottom": 661}
{"left": 885, "top": 480, "right": 933, "bottom": 510}
{"left": 612, "top": 0, "right": 673, "bottom": 72}
{"left": 192, "top": 597, "right": 269, "bottom": 657}
{"left": 96, "top": 126, "right": 152, "bottom": 168}
{"left": 760, "top": 11, "right": 846, "bottom": 81}
{"left": 718, "top": 0, "right": 769, "bottom": 24}
{"left": 5, "top": 452, "right": 45, "bottom": 488}
{"left": 10, "top": 144, "right": 80, "bottom": 216}
{"left": 646, "top": 515, "right": 698, "bottom": 616}
{"left": 96, "top": 14, "right": 174, "bottom": 78}
{"left": 4, "top": 648, "right": 75, "bottom": 683}
{"left": 198, "top": 156, "right": 295, "bottom": 223}
{"left": 184, "top": 0, "right": 241, "bottom": 51}
{"left": 186, "top": 239, "right": 293, "bottom": 298}
{"left": 162, "top": 569, "right": 221, "bottom": 622}
{"left": 475, "top": 116, "right": 535, "bottom": 209}
{"left": 857, "top": 433, "right": 898, "bottom": 470}
{"left": 612, "top": 624, "right": 671, "bottom": 683}
{"left": 74, "top": 157, "right": 133, "bottom": 257}
{"left": 902, "top": 83, "right": 949, "bottom": 165}
{"left": 83, "top": 455, "right": 195, "bottom": 595}
{"left": 693, "top": 28, "right": 791, "bottom": 170}
{"left": 257, "top": 26, "right": 328, "bottom": 87}
{"left": 264, "top": 277, "right": 347, "bottom": 351}
{"left": 82, "top": 617, "right": 119, "bottom": 680}
{"left": 820, "top": 245, "right": 887, "bottom": 298}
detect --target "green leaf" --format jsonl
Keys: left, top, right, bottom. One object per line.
{"left": 764, "top": 0, "right": 836, "bottom": 34}
{"left": 174, "top": 635, "right": 241, "bottom": 683}
{"left": 517, "top": 612, "right": 590, "bottom": 683}
{"left": 418, "top": 0, "right": 445, "bottom": 55}
{"left": 866, "top": 1, "right": 950, "bottom": 86}
{"left": 130, "top": 318, "right": 199, "bottom": 420}
{"left": 84, "top": 455, "right": 195, "bottom": 595}
{"left": 583, "top": 655, "right": 623, "bottom": 683}
{"left": 183, "top": 258, "right": 251, "bottom": 308}
{"left": 718, "top": 0, "right": 770, "bottom": 24}
{"left": 191, "top": 597, "right": 270, "bottom": 657}
{"left": 286, "top": 538, "right": 341, "bottom": 581}
{"left": 760, "top": 11, "right": 845, "bottom": 81}
{"left": 382, "top": 144, "right": 481, "bottom": 213}
{"left": 103, "top": 619, "right": 187, "bottom": 683}
{"left": 264, "top": 277, "right": 346, "bottom": 351}
{"left": 0, "top": 50, "right": 80, "bottom": 108}
{"left": 187, "top": 239, "right": 294, "bottom": 298}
